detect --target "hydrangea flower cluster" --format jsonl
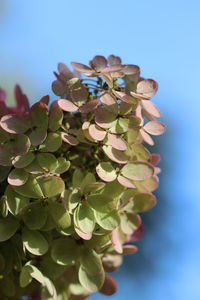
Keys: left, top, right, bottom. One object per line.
{"left": 0, "top": 55, "right": 165, "bottom": 300}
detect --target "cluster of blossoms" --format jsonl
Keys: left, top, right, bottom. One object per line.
{"left": 0, "top": 55, "right": 165, "bottom": 300}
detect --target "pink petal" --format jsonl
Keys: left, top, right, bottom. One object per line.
{"left": 111, "top": 228, "right": 123, "bottom": 254}
{"left": 15, "top": 85, "right": 30, "bottom": 114}
{"left": 141, "top": 100, "right": 161, "bottom": 118}
{"left": 95, "top": 107, "right": 116, "bottom": 129}
{"left": 117, "top": 175, "right": 136, "bottom": 188}
{"left": 122, "top": 245, "right": 138, "bottom": 255}
{"left": 143, "top": 121, "right": 165, "bottom": 135}
{"left": 102, "top": 145, "right": 128, "bottom": 164}
{"left": 89, "top": 55, "right": 107, "bottom": 71}
{"left": 80, "top": 99, "right": 99, "bottom": 113}
{"left": 100, "top": 274, "right": 118, "bottom": 296}
{"left": 100, "top": 92, "right": 118, "bottom": 114}
{"left": 75, "top": 228, "right": 92, "bottom": 240}
{"left": 136, "top": 79, "right": 158, "bottom": 99}
{"left": 107, "top": 55, "right": 122, "bottom": 66}
{"left": 61, "top": 132, "right": 78, "bottom": 145}
{"left": 150, "top": 153, "right": 161, "bottom": 165}
{"left": 127, "top": 223, "right": 145, "bottom": 242}
{"left": 71, "top": 62, "right": 93, "bottom": 74}
{"left": 88, "top": 124, "right": 106, "bottom": 141}
{"left": 107, "top": 133, "right": 127, "bottom": 151}
{"left": 58, "top": 99, "right": 78, "bottom": 112}
{"left": 140, "top": 129, "right": 154, "bottom": 146}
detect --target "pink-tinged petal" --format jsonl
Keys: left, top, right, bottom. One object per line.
{"left": 101, "top": 65, "right": 124, "bottom": 73}
{"left": 107, "top": 55, "right": 122, "bottom": 66}
{"left": 117, "top": 175, "right": 136, "bottom": 188}
{"left": 140, "top": 129, "right": 154, "bottom": 146}
{"left": 102, "top": 145, "right": 128, "bottom": 164}
{"left": 61, "top": 132, "right": 79, "bottom": 146}
{"left": 123, "top": 245, "right": 138, "bottom": 255}
{"left": 107, "top": 133, "right": 127, "bottom": 151}
{"left": 113, "top": 90, "right": 137, "bottom": 104}
{"left": 141, "top": 100, "right": 161, "bottom": 118}
{"left": 127, "top": 223, "right": 145, "bottom": 242}
{"left": 58, "top": 62, "right": 74, "bottom": 78}
{"left": 143, "top": 121, "right": 165, "bottom": 135}
{"left": 133, "top": 176, "right": 159, "bottom": 192}
{"left": 130, "top": 91, "right": 150, "bottom": 100}
{"left": 71, "top": 62, "right": 93, "bottom": 74}
{"left": 82, "top": 122, "right": 96, "bottom": 142}
{"left": 154, "top": 167, "right": 161, "bottom": 175}
{"left": 15, "top": 85, "right": 30, "bottom": 113}
{"left": 135, "top": 105, "right": 144, "bottom": 125}
{"left": 100, "top": 92, "right": 118, "bottom": 114}
{"left": 80, "top": 99, "right": 99, "bottom": 113}
{"left": 29, "top": 128, "right": 47, "bottom": 146}
{"left": 101, "top": 74, "right": 113, "bottom": 88}
{"left": 150, "top": 153, "right": 161, "bottom": 165}
{"left": 95, "top": 107, "right": 116, "bottom": 129}
{"left": 39, "top": 95, "right": 49, "bottom": 105}
{"left": 0, "top": 88, "right": 6, "bottom": 102}
{"left": 88, "top": 124, "right": 106, "bottom": 141}
{"left": 89, "top": 55, "right": 107, "bottom": 71}
{"left": 75, "top": 228, "right": 92, "bottom": 240}
{"left": 52, "top": 80, "right": 64, "bottom": 96}
{"left": 0, "top": 114, "right": 30, "bottom": 134}
{"left": 96, "top": 162, "right": 117, "bottom": 182}
{"left": 119, "top": 102, "right": 133, "bottom": 115}
{"left": 100, "top": 274, "right": 118, "bottom": 296}
{"left": 136, "top": 79, "right": 158, "bottom": 99}
{"left": 122, "top": 64, "right": 140, "bottom": 75}
{"left": 58, "top": 99, "right": 78, "bottom": 112}
{"left": 111, "top": 228, "right": 123, "bottom": 254}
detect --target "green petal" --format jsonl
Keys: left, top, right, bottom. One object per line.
{"left": 22, "top": 228, "right": 49, "bottom": 256}
{"left": 8, "top": 168, "right": 28, "bottom": 186}
{"left": 96, "top": 162, "right": 117, "bottom": 182}
{"left": 37, "top": 176, "right": 65, "bottom": 197}
{"left": 37, "top": 153, "right": 58, "bottom": 173}
{"left": 22, "top": 201, "right": 47, "bottom": 230}
{"left": 48, "top": 201, "right": 71, "bottom": 230}
{"left": 51, "top": 237, "right": 79, "bottom": 265}
{"left": 121, "top": 162, "right": 154, "bottom": 180}
{"left": 0, "top": 215, "right": 19, "bottom": 242}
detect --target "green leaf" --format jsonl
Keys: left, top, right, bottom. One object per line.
{"left": 13, "top": 175, "right": 44, "bottom": 198}
{"left": 54, "top": 157, "right": 70, "bottom": 174}
{"left": 74, "top": 203, "right": 95, "bottom": 234}
{"left": 5, "top": 185, "right": 29, "bottom": 215}
{"left": 133, "top": 193, "right": 156, "bottom": 212}
{"left": 31, "top": 102, "right": 48, "bottom": 128}
{"left": 22, "top": 201, "right": 47, "bottom": 230}
{"left": 78, "top": 248, "right": 105, "bottom": 292}
{"left": 37, "top": 176, "right": 65, "bottom": 197}
{"left": 12, "top": 152, "right": 35, "bottom": 168}
{"left": 40, "top": 133, "right": 62, "bottom": 152}
{"left": 0, "top": 215, "right": 19, "bottom": 242}
{"left": 96, "top": 162, "right": 117, "bottom": 182}
{"left": 37, "top": 153, "right": 58, "bottom": 172}
{"left": 48, "top": 201, "right": 71, "bottom": 229}
{"left": 22, "top": 228, "right": 49, "bottom": 256}
{"left": 51, "top": 237, "right": 79, "bottom": 265}
{"left": 49, "top": 101, "right": 63, "bottom": 131}
{"left": 8, "top": 168, "right": 28, "bottom": 186}
{"left": 19, "top": 265, "right": 32, "bottom": 288}
{"left": 121, "top": 162, "right": 154, "bottom": 180}
{"left": 72, "top": 169, "right": 84, "bottom": 188}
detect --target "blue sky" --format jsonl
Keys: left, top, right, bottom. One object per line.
{"left": 0, "top": 0, "right": 200, "bottom": 299}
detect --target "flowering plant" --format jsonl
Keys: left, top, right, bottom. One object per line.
{"left": 0, "top": 55, "right": 165, "bottom": 299}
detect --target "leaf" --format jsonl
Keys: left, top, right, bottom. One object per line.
{"left": 51, "top": 237, "right": 79, "bottom": 265}
{"left": 8, "top": 168, "right": 28, "bottom": 186}
{"left": 19, "top": 265, "right": 32, "bottom": 288}
{"left": 0, "top": 215, "right": 19, "bottom": 241}
{"left": 37, "top": 176, "right": 65, "bottom": 198}
{"left": 12, "top": 152, "right": 35, "bottom": 168}
{"left": 48, "top": 201, "right": 71, "bottom": 229}
{"left": 55, "top": 157, "right": 70, "bottom": 174}
{"left": 133, "top": 193, "right": 156, "bottom": 212}
{"left": 5, "top": 185, "right": 29, "bottom": 215}
{"left": 102, "top": 145, "right": 128, "bottom": 164}
{"left": 75, "top": 203, "right": 95, "bottom": 234}
{"left": 121, "top": 162, "right": 154, "bottom": 180}
{"left": 143, "top": 121, "right": 165, "bottom": 135}
{"left": 13, "top": 175, "right": 44, "bottom": 198}
{"left": 58, "top": 99, "right": 78, "bottom": 112}
{"left": 96, "top": 162, "right": 117, "bottom": 182}
{"left": 0, "top": 114, "right": 30, "bottom": 134}
{"left": 78, "top": 248, "right": 105, "bottom": 292}
{"left": 40, "top": 133, "right": 62, "bottom": 152}
{"left": 22, "top": 201, "right": 47, "bottom": 230}
{"left": 22, "top": 228, "right": 48, "bottom": 256}
{"left": 37, "top": 153, "right": 58, "bottom": 172}
{"left": 107, "top": 133, "right": 127, "bottom": 150}
{"left": 49, "top": 101, "right": 63, "bottom": 131}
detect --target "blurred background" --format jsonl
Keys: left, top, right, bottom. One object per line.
{"left": 0, "top": 0, "right": 200, "bottom": 299}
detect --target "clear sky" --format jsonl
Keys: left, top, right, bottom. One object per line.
{"left": 0, "top": 1, "right": 200, "bottom": 299}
